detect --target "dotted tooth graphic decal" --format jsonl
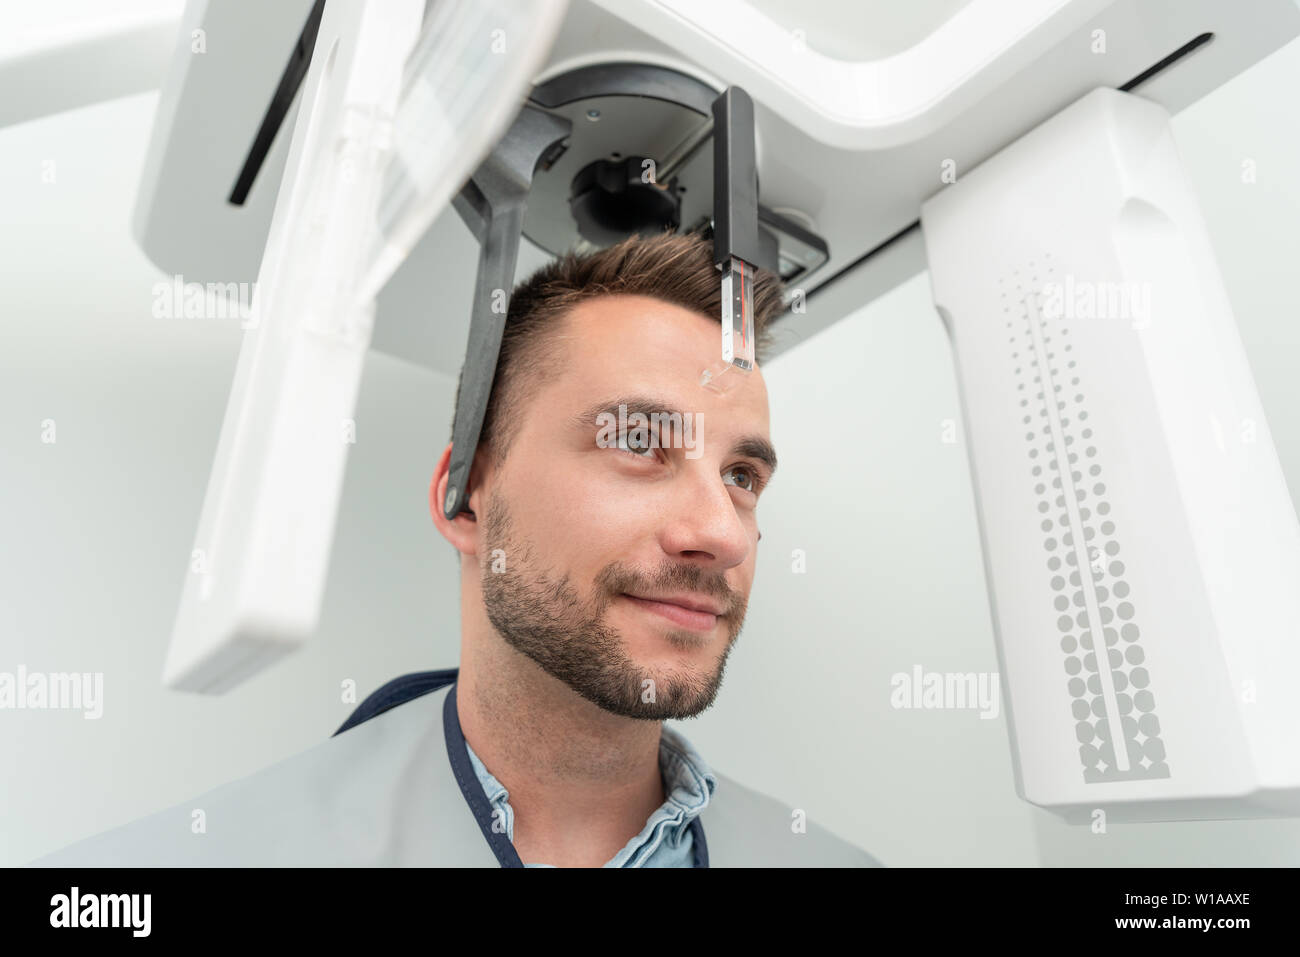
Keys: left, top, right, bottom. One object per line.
{"left": 1002, "top": 254, "right": 1169, "bottom": 784}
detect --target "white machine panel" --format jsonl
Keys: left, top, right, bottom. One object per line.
{"left": 923, "top": 88, "right": 1300, "bottom": 822}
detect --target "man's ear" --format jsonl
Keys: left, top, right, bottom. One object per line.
{"left": 429, "top": 442, "right": 490, "bottom": 557}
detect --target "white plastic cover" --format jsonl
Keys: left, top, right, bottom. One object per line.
{"left": 163, "top": 0, "right": 569, "bottom": 693}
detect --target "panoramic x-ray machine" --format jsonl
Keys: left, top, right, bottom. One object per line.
{"left": 16, "top": 0, "right": 1300, "bottom": 826}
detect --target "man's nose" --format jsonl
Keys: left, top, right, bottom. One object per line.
{"left": 656, "top": 470, "right": 752, "bottom": 569}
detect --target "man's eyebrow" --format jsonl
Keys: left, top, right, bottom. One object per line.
{"left": 569, "top": 395, "right": 684, "bottom": 429}
{"left": 734, "top": 436, "right": 778, "bottom": 476}
{"left": 571, "top": 394, "right": 778, "bottom": 474}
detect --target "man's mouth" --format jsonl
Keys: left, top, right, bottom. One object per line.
{"left": 620, "top": 592, "right": 724, "bottom": 632}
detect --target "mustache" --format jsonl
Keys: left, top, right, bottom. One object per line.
{"left": 594, "top": 562, "right": 743, "bottom": 617}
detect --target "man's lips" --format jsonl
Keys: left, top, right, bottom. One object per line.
{"left": 621, "top": 592, "right": 724, "bottom": 631}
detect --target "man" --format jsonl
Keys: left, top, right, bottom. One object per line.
{"left": 31, "top": 230, "right": 880, "bottom": 868}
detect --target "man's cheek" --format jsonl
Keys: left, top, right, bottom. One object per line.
{"left": 566, "top": 466, "right": 645, "bottom": 523}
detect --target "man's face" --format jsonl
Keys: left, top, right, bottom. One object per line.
{"left": 478, "top": 293, "right": 775, "bottom": 720}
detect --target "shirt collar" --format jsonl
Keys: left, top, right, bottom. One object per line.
{"left": 464, "top": 723, "right": 717, "bottom": 850}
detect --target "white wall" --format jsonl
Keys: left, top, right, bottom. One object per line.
{"left": 0, "top": 90, "right": 463, "bottom": 866}
{"left": 3, "top": 29, "right": 1300, "bottom": 867}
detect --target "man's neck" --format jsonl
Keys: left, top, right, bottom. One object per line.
{"left": 456, "top": 612, "right": 666, "bottom": 867}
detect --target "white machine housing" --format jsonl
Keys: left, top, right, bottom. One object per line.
{"left": 923, "top": 88, "right": 1300, "bottom": 822}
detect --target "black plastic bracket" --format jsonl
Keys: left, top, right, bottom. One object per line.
{"left": 443, "top": 104, "right": 572, "bottom": 520}
{"left": 711, "top": 87, "right": 763, "bottom": 269}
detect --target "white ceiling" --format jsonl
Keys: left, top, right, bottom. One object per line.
{"left": 744, "top": 0, "right": 972, "bottom": 61}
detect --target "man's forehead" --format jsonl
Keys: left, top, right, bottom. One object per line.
{"left": 553, "top": 293, "right": 771, "bottom": 427}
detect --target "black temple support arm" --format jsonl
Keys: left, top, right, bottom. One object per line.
{"left": 443, "top": 104, "right": 571, "bottom": 520}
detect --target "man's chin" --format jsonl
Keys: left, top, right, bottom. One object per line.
{"left": 592, "top": 679, "right": 721, "bottom": 721}
{"left": 603, "top": 655, "right": 727, "bottom": 720}
{"left": 597, "top": 611, "right": 736, "bottom": 718}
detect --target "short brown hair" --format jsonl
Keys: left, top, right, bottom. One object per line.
{"left": 452, "top": 229, "right": 785, "bottom": 466}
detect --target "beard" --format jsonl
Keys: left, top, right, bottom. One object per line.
{"left": 479, "top": 493, "right": 747, "bottom": 720}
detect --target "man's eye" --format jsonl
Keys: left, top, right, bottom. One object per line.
{"left": 723, "top": 465, "right": 757, "bottom": 492}
{"left": 616, "top": 432, "right": 657, "bottom": 457}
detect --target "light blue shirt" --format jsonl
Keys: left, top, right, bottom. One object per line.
{"left": 465, "top": 725, "right": 716, "bottom": 867}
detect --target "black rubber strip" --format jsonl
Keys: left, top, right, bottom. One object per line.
{"left": 228, "top": 0, "right": 327, "bottom": 206}
{"left": 1120, "top": 32, "right": 1214, "bottom": 93}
